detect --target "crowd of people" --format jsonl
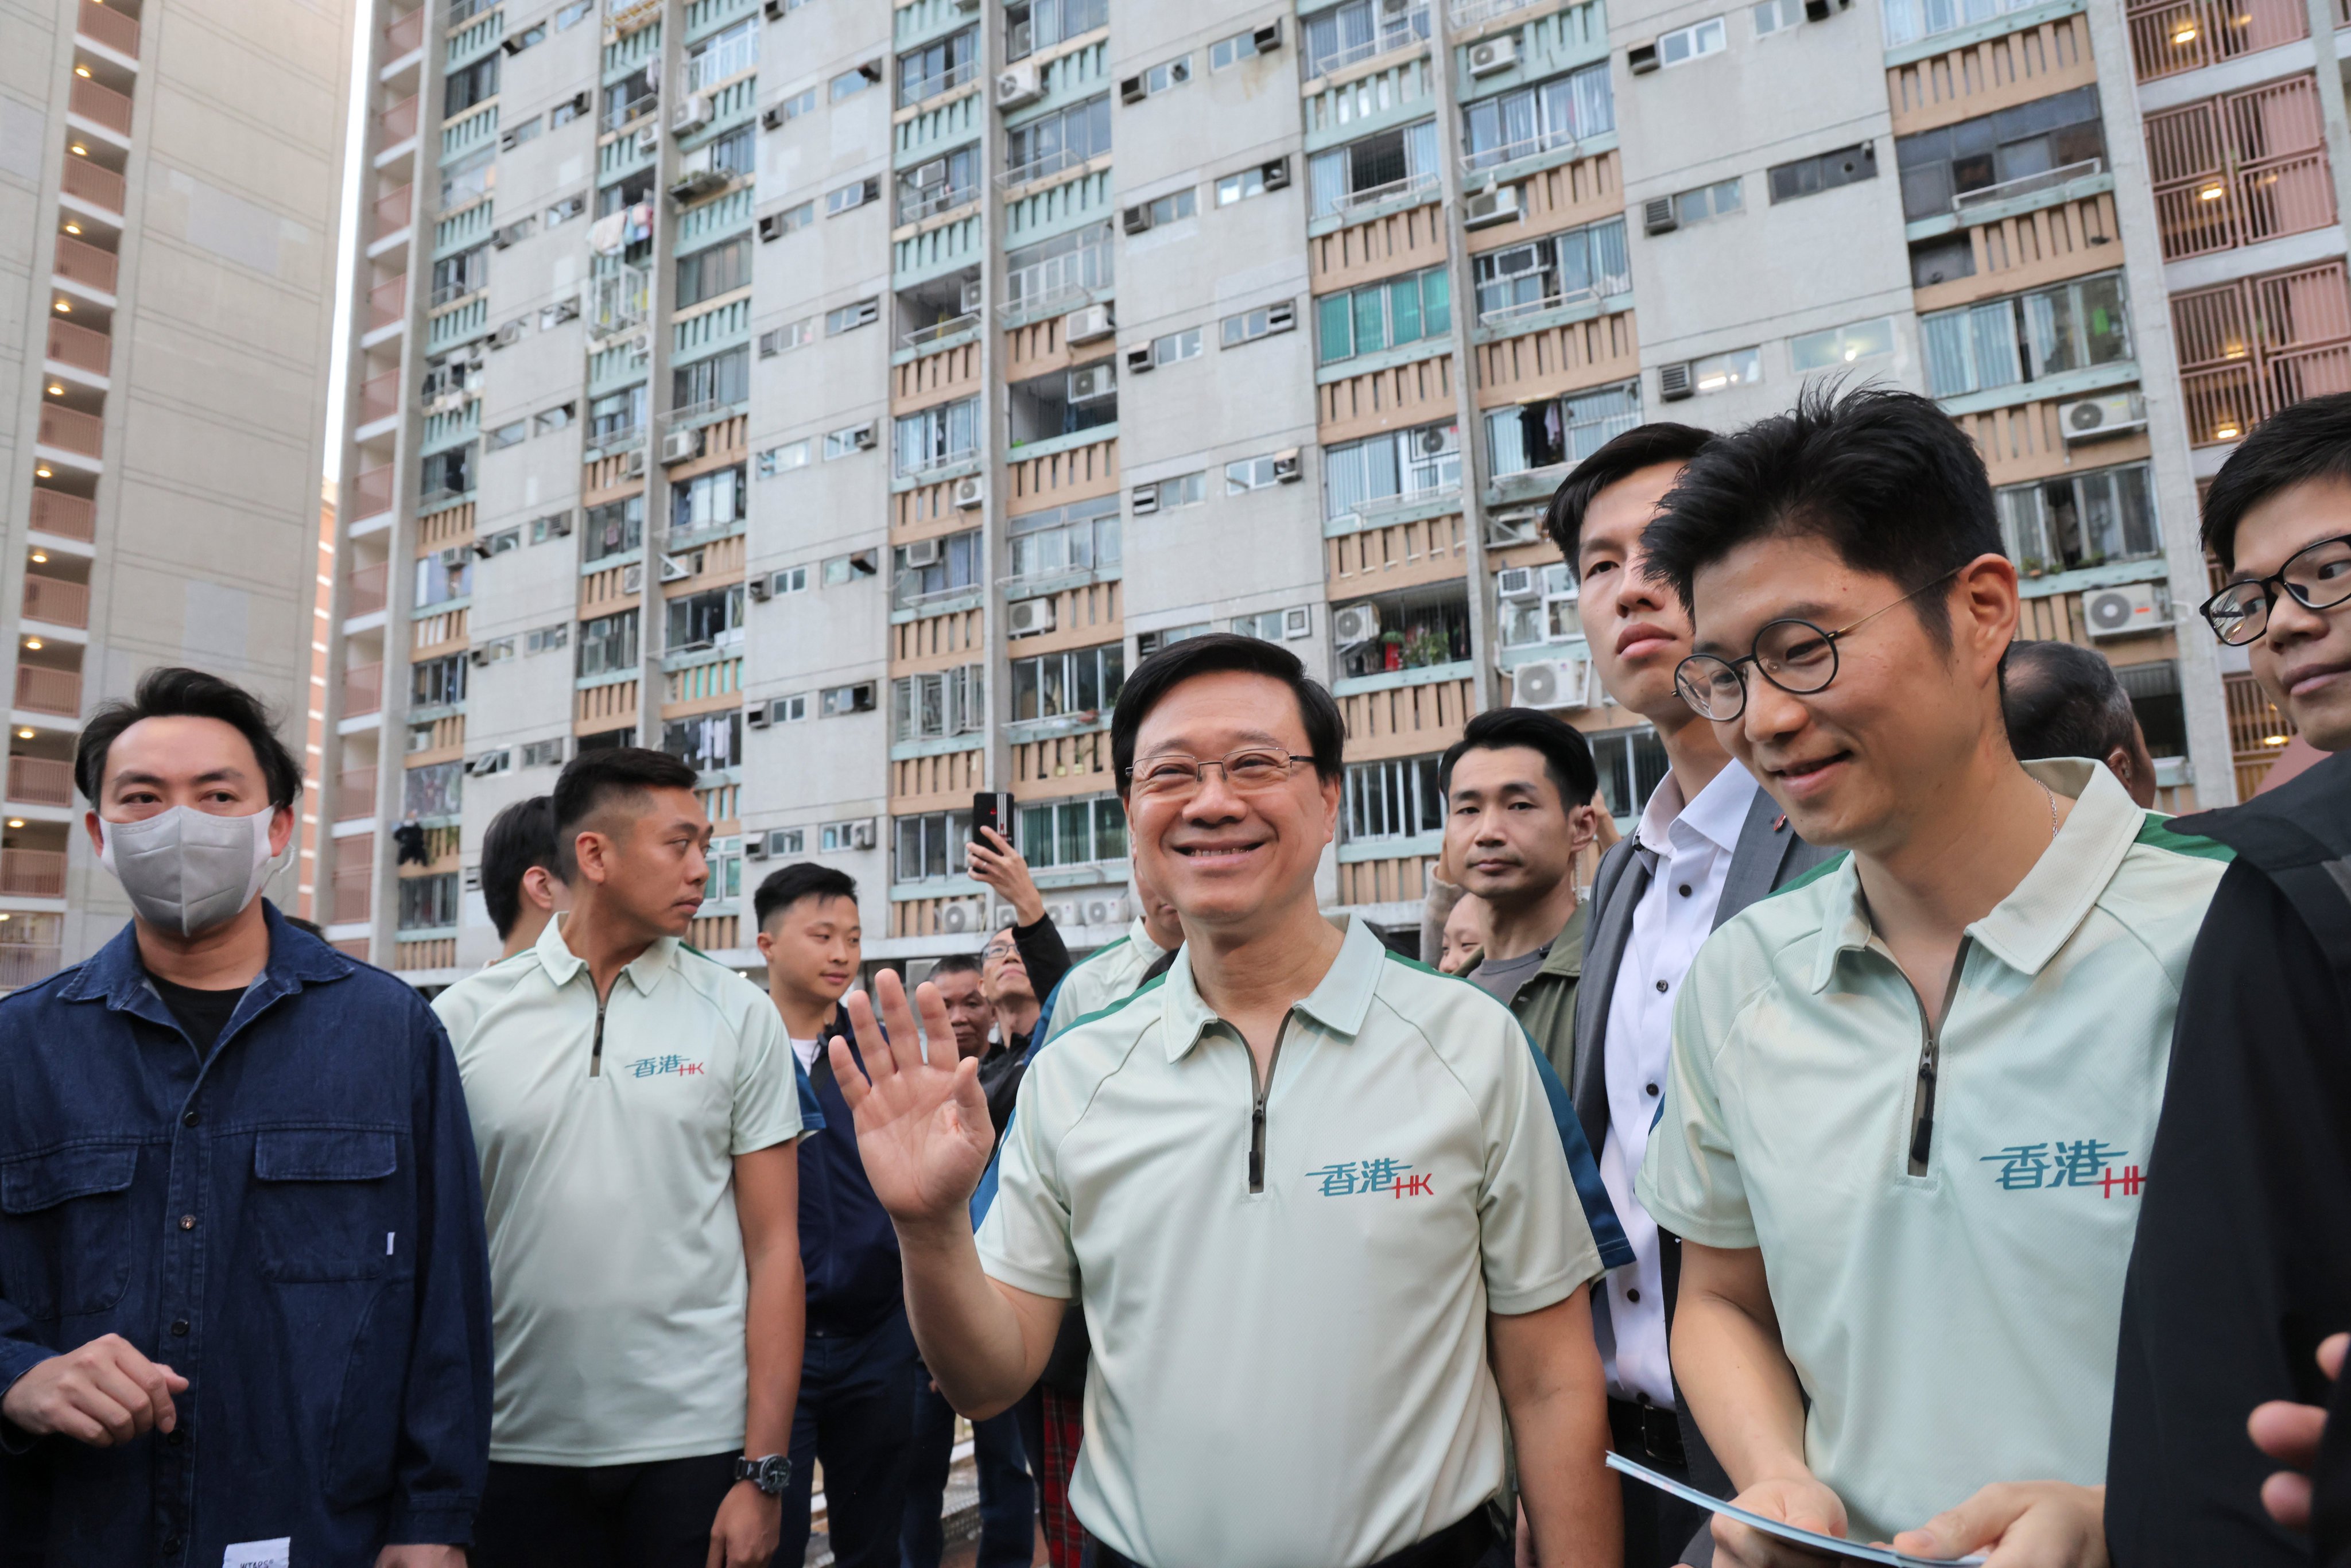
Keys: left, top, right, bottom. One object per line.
{"left": 0, "top": 384, "right": 2346, "bottom": 1568}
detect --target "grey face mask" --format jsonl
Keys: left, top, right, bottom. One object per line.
{"left": 98, "top": 805, "right": 281, "bottom": 937}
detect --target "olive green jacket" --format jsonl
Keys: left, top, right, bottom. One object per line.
{"left": 1460, "top": 901, "right": 1587, "bottom": 1088}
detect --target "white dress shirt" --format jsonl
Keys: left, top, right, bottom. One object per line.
{"left": 1596, "top": 758, "right": 1759, "bottom": 1407}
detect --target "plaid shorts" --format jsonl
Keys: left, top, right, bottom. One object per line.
{"left": 1039, "top": 1384, "right": 1087, "bottom": 1568}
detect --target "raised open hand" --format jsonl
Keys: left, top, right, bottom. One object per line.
{"left": 828, "top": 967, "right": 997, "bottom": 1225}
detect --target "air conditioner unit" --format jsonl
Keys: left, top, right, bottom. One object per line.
{"left": 952, "top": 475, "right": 985, "bottom": 509}
{"left": 1283, "top": 606, "right": 1313, "bottom": 639}
{"left": 763, "top": 0, "right": 787, "bottom": 16}
{"left": 746, "top": 702, "right": 773, "bottom": 729}
{"left": 492, "top": 218, "right": 533, "bottom": 249}
{"left": 1464, "top": 185, "right": 1521, "bottom": 228}
{"left": 1124, "top": 344, "right": 1155, "bottom": 372}
{"left": 1064, "top": 303, "right": 1114, "bottom": 343}
{"left": 1642, "top": 196, "right": 1678, "bottom": 235}
{"left": 659, "top": 553, "right": 693, "bottom": 582}
{"left": 1333, "top": 603, "right": 1380, "bottom": 646}
{"left": 1131, "top": 483, "right": 1159, "bottom": 515}
{"left": 1122, "top": 203, "right": 1153, "bottom": 235}
{"left": 1007, "top": 598, "right": 1057, "bottom": 636}
{"left": 621, "top": 562, "right": 646, "bottom": 593}
{"left": 1252, "top": 20, "right": 1283, "bottom": 51}
{"left": 760, "top": 103, "right": 786, "bottom": 131}
{"left": 2085, "top": 581, "right": 2166, "bottom": 639}
{"left": 1266, "top": 300, "right": 1296, "bottom": 332}
{"left": 661, "top": 428, "right": 703, "bottom": 464}
{"left": 1271, "top": 448, "right": 1302, "bottom": 483}
{"left": 468, "top": 646, "right": 494, "bottom": 666}
{"left": 1262, "top": 157, "right": 1291, "bottom": 191}
{"left": 621, "top": 448, "right": 647, "bottom": 478}
{"left": 1415, "top": 426, "right": 1452, "bottom": 457}
{"left": 672, "top": 93, "right": 713, "bottom": 135}
{"left": 541, "top": 298, "right": 579, "bottom": 328}
{"left": 959, "top": 279, "right": 985, "bottom": 313}
{"left": 938, "top": 896, "right": 987, "bottom": 934}
{"left": 463, "top": 867, "right": 483, "bottom": 892}
{"left": 2058, "top": 391, "right": 2147, "bottom": 443}
{"left": 1069, "top": 364, "right": 1115, "bottom": 402}
{"left": 669, "top": 168, "right": 729, "bottom": 201}
{"left": 1119, "top": 74, "right": 1147, "bottom": 104}
{"left": 996, "top": 64, "right": 1042, "bottom": 108}
{"left": 848, "top": 819, "right": 877, "bottom": 850}
{"left": 634, "top": 124, "right": 661, "bottom": 158}
{"left": 1083, "top": 895, "right": 1127, "bottom": 927}
{"left": 902, "top": 537, "right": 943, "bottom": 568}
{"left": 1468, "top": 36, "right": 1519, "bottom": 75}
{"left": 1514, "top": 656, "right": 1592, "bottom": 710}
{"left": 743, "top": 829, "right": 770, "bottom": 853}
{"left": 491, "top": 320, "right": 525, "bottom": 348}
{"left": 747, "top": 577, "right": 771, "bottom": 602}
{"left": 1659, "top": 362, "right": 1694, "bottom": 401}
{"left": 1485, "top": 511, "right": 1542, "bottom": 547}
{"left": 1496, "top": 566, "right": 1539, "bottom": 600}
{"left": 466, "top": 750, "right": 511, "bottom": 776}
{"left": 1628, "top": 41, "right": 1661, "bottom": 72}
{"left": 851, "top": 424, "right": 879, "bottom": 450}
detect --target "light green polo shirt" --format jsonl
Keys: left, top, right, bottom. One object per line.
{"left": 433, "top": 916, "right": 804, "bottom": 1465}
{"left": 1040, "top": 916, "right": 1165, "bottom": 1044}
{"left": 1636, "top": 760, "right": 2229, "bottom": 1543}
{"left": 978, "top": 914, "right": 1603, "bottom": 1568}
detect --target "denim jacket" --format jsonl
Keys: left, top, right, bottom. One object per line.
{"left": 0, "top": 905, "right": 493, "bottom": 1565}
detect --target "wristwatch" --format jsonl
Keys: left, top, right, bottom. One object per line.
{"left": 736, "top": 1454, "right": 792, "bottom": 1496}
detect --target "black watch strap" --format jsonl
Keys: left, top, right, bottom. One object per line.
{"left": 735, "top": 1453, "right": 791, "bottom": 1496}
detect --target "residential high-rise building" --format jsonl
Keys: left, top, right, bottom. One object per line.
{"left": 326, "top": 0, "right": 2351, "bottom": 984}
{"left": 1, "top": 0, "right": 357, "bottom": 983}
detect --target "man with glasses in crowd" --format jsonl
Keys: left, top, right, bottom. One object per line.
{"left": 1631, "top": 386, "right": 2229, "bottom": 1567}
{"left": 2107, "top": 391, "right": 2351, "bottom": 1567}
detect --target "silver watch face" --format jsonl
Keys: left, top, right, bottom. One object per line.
{"left": 739, "top": 1454, "right": 790, "bottom": 1494}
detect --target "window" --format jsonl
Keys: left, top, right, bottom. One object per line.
{"left": 1497, "top": 563, "right": 1582, "bottom": 648}
{"left": 545, "top": 194, "right": 585, "bottom": 226}
{"left": 666, "top": 584, "right": 747, "bottom": 649}
{"left": 555, "top": 1, "right": 592, "bottom": 29}
{"left": 1132, "top": 55, "right": 1192, "bottom": 96}
{"left": 662, "top": 710, "right": 743, "bottom": 772}
{"left": 474, "top": 637, "right": 517, "bottom": 666}
{"left": 1337, "top": 592, "right": 1469, "bottom": 676}
{"left": 503, "top": 115, "right": 544, "bottom": 150}
{"left": 1752, "top": 0, "right": 1802, "bottom": 33}
{"left": 440, "top": 146, "right": 496, "bottom": 208}
{"left": 1211, "top": 22, "right": 1268, "bottom": 68}
{"left": 1232, "top": 608, "right": 1303, "bottom": 641}
{"left": 1470, "top": 220, "right": 1625, "bottom": 325}
{"left": 404, "top": 760, "right": 464, "bottom": 821}
{"left": 774, "top": 86, "right": 818, "bottom": 123}
{"left": 507, "top": 20, "right": 548, "bottom": 53}
{"left": 894, "top": 398, "right": 980, "bottom": 477}
{"left": 1656, "top": 15, "right": 1727, "bottom": 64}
{"left": 420, "top": 444, "right": 474, "bottom": 501}
{"left": 673, "top": 465, "right": 747, "bottom": 536}
{"left": 761, "top": 319, "right": 816, "bottom": 357}
{"left": 1316, "top": 266, "right": 1450, "bottom": 364}
{"left": 430, "top": 244, "right": 488, "bottom": 305}
{"left": 897, "top": 143, "right": 981, "bottom": 223}
{"left": 1137, "top": 623, "right": 1209, "bottom": 655}
{"left": 1996, "top": 463, "right": 2160, "bottom": 572}
{"left": 827, "top": 177, "right": 880, "bottom": 215}
{"left": 1217, "top": 162, "right": 1279, "bottom": 205}
{"left": 1591, "top": 725, "right": 1669, "bottom": 820}
{"left": 585, "top": 496, "right": 645, "bottom": 561}
{"left": 398, "top": 872, "right": 460, "bottom": 931}
{"left": 1140, "top": 472, "right": 1205, "bottom": 511}
{"left": 589, "top": 385, "right": 647, "bottom": 446}
{"left": 1462, "top": 64, "right": 1613, "bottom": 172}
{"left": 1005, "top": 94, "right": 1111, "bottom": 185}
{"left": 894, "top": 528, "right": 983, "bottom": 607}
{"left": 899, "top": 29, "right": 979, "bottom": 107}
{"left": 1673, "top": 177, "right": 1743, "bottom": 226}
{"left": 820, "top": 682, "right": 876, "bottom": 716}
{"left": 479, "top": 526, "right": 521, "bottom": 556}
{"left": 765, "top": 201, "right": 817, "bottom": 242}
{"left": 892, "top": 664, "right": 986, "bottom": 742}
{"left": 894, "top": 809, "right": 972, "bottom": 882}
{"left": 758, "top": 440, "right": 812, "bottom": 476}
{"left": 1768, "top": 142, "right": 1877, "bottom": 202}
{"left": 687, "top": 19, "right": 759, "bottom": 89}
{"left": 1225, "top": 453, "right": 1288, "bottom": 492}
{"left": 824, "top": 549, "right": 880, "bottom": 585}
{"left": 827, "top": 298, "right": 880, "bottom": 334}
{"left": 1894, "top": 86, "right": 2104, "bottom": 223}
{"left": 1003, "top": 223, "right": 1114, "bottom": 314}
{"left": 831, "top": 62, "right": 882, "bottom": 100}
{"left": 1303, "top": 0, "right": 1429, "bottom": 77}
{"left": 672, "top": 346, "right": 750, "bottom": 413}
{"left": 1345, "top": 754, "right": 1444, "bottom": 841}
{"left": 1882, "top": 0, "right": 2043, "bottom": 49}
{"left": 707, "top": 123, "right": 757, "bottom": 179}
{"left": 597, "top": 168, "right": 654, "bottom": 217}
{"left": 1486, "top": 379, "right": 1642, "bottom": 474}
{"left": 485, "top": 420, "right": 526, "bottom": 452}
{"left": 534, "top": 403, "right": 575, "bottom": 434}
{"left": 769, "top": 694, "right": 812, "bottom": 725}
{"left": 676, "top": 237, "right": 752, "bottom": 308}
{"left": 1139, "top": 328, "right": 1203, "bottom": 367}
{"left": 1011, "top": 642, "right": 1126, "bottom": 721}
{"left": 445, "top": 55, "right": 499, "bottom": 115}
{"left": 521, "top": 736, "right": 568, "bottom": 769}
{"left": 1133, "top": 187, "right": 1197, "bottom": 227}
{"left": 824, "top": 424, "right": 874, "bottom": 459}
{"left": 1018, "top": 794, "right": 1127, "bottom": 870}
{"left": 1921, "top": 273, "right": 2130, "bottom": 398}
{"left": 1005, "top": 0, "right": 1107, "bottom": 61}
{"left": 1323, "top": 421, "right": 1459, "bottom": 521}
{"left": 529, "top": 511, "right": 572, "bottom": 545}
{"left": 412, "top": 651, "right": 468, "bottom": 706}
{"left": 1789, "top": 317, "right": 1895, "bottom": 373}
{"left": 603, "top": 67, "right": 659, "bottom": 131}
{"left": 1010, "top": 496, "right": 1119, "bottom": 580}
{"left": 1688, "top": 346, "right": 1763, "bottom": 393}
{"left": 577, "top": 610, "right": 641, "bottom": 677}
{"left": 1221, "top": 300, "right": 1296, "bottom": 347}
{"left": 1309, "top": 121, "right": 1440, "bottom": 216}
{"left": 525, "top": 623, "right": 568, "bottom": 654}
{"left": 1007, "top": 361, "right": 1118, "bottom": 445}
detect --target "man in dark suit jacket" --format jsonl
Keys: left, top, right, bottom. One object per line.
{"left": 1546, "top": 425, "right": 1834, "bottom": 1568}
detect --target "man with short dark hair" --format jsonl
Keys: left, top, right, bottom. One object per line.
{"left": 480, "top": 795, "right": 568, "bottom": 959}
{"left": 0, "top": 666, "right": 493, "bottom": 1567}
{"left": 754, "top": 863, "right": 918, "bottom": 1568}
{"left": 2002, "top": 640, "right": 2159, "bottom": 808}
{"left": 2107, "top": 390, "right": 2351, "bottom": 1568}
{"left": 833, "top": 632, "right": 1628, "bottom": 1568}
{"left": 437, "top": 747, "right": 808, "bottom": 1568}
{"left": 928, "top": 953, "right": 993, "bottom": 1062}
{"left": 1632, "top": 386, "right": 2228, "bottom": 1568}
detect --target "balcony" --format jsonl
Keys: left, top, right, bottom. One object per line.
{"left": 337, "top": 769, "right": 378, "bottom": 821}
{"left": 60, "top": 156, "right": 123, "bottom": 214}
{"left": 22, "top": 576, "right": 89, "bottom": 630}
{"left": 351, "top": 463, "right": 395, "bottom": 522}
{"left": 29, "top": 490, "right": 95, "bottom": 542}
{"left": 1450, "top": 0, "right": 1539, "bottom": 28}
{"left": 69, "top": 78, "right": 132, "bottom": 136}
{"left": 589, "top": 266, "right": 650, "bottom": 336}
{"left": 344, "top": 662, "right": 384, "bottom": 717}
{"left": 2155, "top": 154, "right": 2336, "bottom": 261}
{"left": 346, "top": 560, "right": 389, "bottom": 617}
{"left": 1306, "top": 7, "right": 1431, "bottom": 77}
{"left": 53, "top": 233, "right": 117, "bottom": 294}
{"left": 76, "top": 0, "right": 139, "bottom": 55}
{"left": 368, "top": 274, "right": 406, "bottom": 329}
{"left": 0, "top": 850, "right": 66, "bottom": 901}
{"left": 46, "top": 318, "right": 110, "bottom": 377}
{"left": 358, "top": 368, "right": 399, "bottom": 423}
{"left": 6, "top": 758, "right": 73, "bottom": 809}
{"left": 383, "top": 6, "right": 425, "bottom": 56}
{"left": 373, "top": 183, "right": 413, "bottom": 237}
{"left": 331, "top": 863, "right": 373, "bottom": 925}
{"left": 381, "top": 95, "right": 419, "bottom": 145}
{"left": 1952, "top": 158, "right": 2105, "bottom": 217}
{"left": 37, "top": 405, "right": 103, "bottom": 460}
{"left": 1332, "top": 170, "right": 1441, "bottom": 216}
{"left": 2147, "top": 77, "right": 2336, "bottom": 262}
{"left": 14, "top": 666, "right": 80, "bottom": 718}
{"left": 0, "top": 945, "right": 64, "bottom": 991}
{"left": 2125, "top": 0, "right": 2306, "bottom": 82}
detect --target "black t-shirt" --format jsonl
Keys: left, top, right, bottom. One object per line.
{"left": 149, "top": 974, "right": 247, "bottom": 1055}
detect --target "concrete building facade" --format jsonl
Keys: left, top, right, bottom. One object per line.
{"left": 1, "top": 0, "right": 356, "bottom": 981}
{"left": 325, "top": 0, "right": 2350, "bottom": 983}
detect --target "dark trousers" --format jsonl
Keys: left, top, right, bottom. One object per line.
{"left": 474, "top": 1451, "right": 745, "bottom": 1568}
{"left": 1609, "top": 1398, "right": 1714, "bottom": 1568}
{"left": 782, "top": 1305, "right": 921, "bottom": 1568}
{"left": 901, "top": 1370, "right": 1035, "bottom": 1568}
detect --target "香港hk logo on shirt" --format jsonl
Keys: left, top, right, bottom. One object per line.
{"left": 624, "top": 1053, "right": 708, "bottom": 1080}
{"left": 1304, "top": 1158, "right": 1433, "bottom": 1197}
{"left": 1979, "top": 1139, "right": 2142, "bottom": 1197}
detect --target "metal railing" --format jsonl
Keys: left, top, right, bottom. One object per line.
{"left": 2125, "top": 0, "right": 2306, "bottom": 81}
{"left": 337, "top": 770, "right": 378, "bottom": 821}
{"left": 6, "top": 757, "right": 73, "bottom": 809}
{"left": 383, "top": 5, "right": 425, "bottom": 55}
{"left": 344, "top": 663, "right": 384, "bottom": 717}
{"left": 331, "top": 865, "right": 373, "bottom": 926}
{"left": 1953, "top": 158, "right": 2104, "bottom": 213}
{"left": 29, "top": 490, "right": 95, "bottom": 542}
{"left": 589, "top": 419, "right": 648, "bottom": 453}
{"left": 1476, "top": 277, "right": 1628, "bottom": 327}
{"left": 899, "top": 59, "right": 978, "bottom": 108}
{"left": 37, "top": 405, "right": 103, "bottom": 459}
{"left": 77, "top": 0, "right": 138, "bottom": 55}
{"left": 60, "top": 154, "right": 123, "bottom": 212}
{"left": 998, "top": 145, "right": 1096, "bottom": 191}
{"left": 1449, "top": 0, "right": 1536, "bottom": 28}
{"left": 1465, "top": 126, "right": 1586, "bottom": 174}
{"left": 381, "top": 94, "right": 418, "bottom": 143}
{"left": 0, "top": 851, "right": 67, "bottom": 901}
{"left": 903, "top": 311, "right": 981, "bottom": 349}
{"left": 351, "top": 464, "right": 395, "bottom": 519}
{"left": 368, "top": 274, "right": 407, "bottom": 328}
{"left": 14, "top": 666, "right": 80, "bottom": 719}
{"left": 69, "top": 77, "right": 132, "bottom": 134}
{"left": 1331, "top": 169, "right": 1441, "bottom": 215}
{"left": 54, "top": 232, "right": 117, "bottom": 293}
{"left": 895, "top": 444, "right": 981, "bottom": 480}
{"left": 373, "top": 183, "right": 413, "bottom": 236}
{"left": 1306, "top": 11, "right": 1431, "bottom": 77}
{"left": 359, "top": 368, "right": 400, "bottom": 423}
{"left": 346, "top": 561, "right": 389, "bottom": 618}
{"left": 2155, "top": 152, "right": 2336, "bottom": 261}
{"left": 46, "top": 317, "right": 110, "bottom": 375}
{"left": 0, "top": 946, "right": 64, "bottom": 991}
{"left": 898, "top": 183, "right": 979, "bottom": 224}
{"left": 22, "top": 576, "right": 90, "bottom": 630}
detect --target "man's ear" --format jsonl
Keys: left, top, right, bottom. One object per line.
{"left": 1567, "top": 802, "right": 1599, "bottom": 855}
{"left": 2104, "top": 744, "right": 2138, "bottom": 796}
{"left": 573, "top": 828, "right": 611, "bottom": 886}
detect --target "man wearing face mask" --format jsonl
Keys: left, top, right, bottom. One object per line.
{"left": 0, "top": 667, "right": 494, "bottom": 1567}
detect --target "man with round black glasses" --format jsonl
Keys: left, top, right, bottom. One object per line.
{"left": 2108, "top": 391, "right": 2351, "bottom": 1568}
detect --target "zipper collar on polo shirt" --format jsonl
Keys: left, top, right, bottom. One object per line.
{"left": 1159, "top": 912, "right": 1386, "bottom": 1061}
{"left": 530, "top": 911, "right": 680, "bottom": 996}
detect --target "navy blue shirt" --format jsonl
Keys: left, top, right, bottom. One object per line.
{"left": 0, "top": 904, "right": 494, "bottom": 1564}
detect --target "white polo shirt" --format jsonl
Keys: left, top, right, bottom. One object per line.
{"left": 1636, "top": 761, "right": 2230, "bottom": 1542}
{"left": 1040, "top": 916, "right": 1166, "bottom": 1045}
{"left": 977, "top": 915, "right": 1604, "bottom": 1568}
{"left": 434, "top": 916, "right": 808, "bottom": 1465}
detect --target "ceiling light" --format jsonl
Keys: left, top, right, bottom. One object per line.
{"left": 2171, "top": 24, "right": 2197, "bottom": 41}
{"left": 61, "top": 222, "right": 80, "bottom": 235}
{"left": 69, "top": 144, "right": 87, "bottom": 157}
{"left": 75, "top": 65, "right": 91, "bottom": 77}
{"left": 2198, "top": 183, "right": 2226, "bottom": 201}
{"left": 5, "top": 821, "right": 23, "bottom": 831}
{"left": 52, "top": 300, "right": 69, "bottom": 313}
{"left": 30, "top": 553, "right": 47, "bottom": 565}
{"left": 2215, "top": 424, "right": 2243, "bottom": 440}
{"left": 2264, "top": 733, "right": 2291, "bottom": 746}
{"left": 45, "top": 385, "right": 63, "bottom": 397}
{"left": 15, "top": 730, "right": 33, "bottom": 740}
{"left": 33, "top": 466, "right": 52, "bottom": 479}
{"left": 23, "top": 639, "right": 42, "bottom": 651}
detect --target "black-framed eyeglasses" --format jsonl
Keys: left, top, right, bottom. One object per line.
{"left": 1122, "top": 749, "right": 1312, "bottom": 798}
{"left": 1673, "top": 569, "right": 1962, "bottom": 722}
{"left": 2199, "top": 533, "right": 2351, "bottom": 646}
